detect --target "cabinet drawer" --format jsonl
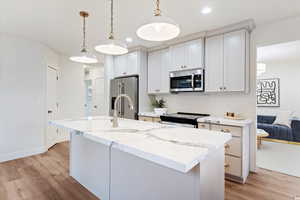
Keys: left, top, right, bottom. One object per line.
{"left": 225, "top": 155, "right": 242, "bottom": 177}
{"left": 225, "top": 137, "right": 241, "bottom": 157}
{"left": 197, "top": 123, "right": 210, "bottom": 130}
{"left": 211, "top": 124, "right": 242, "bottom": 137}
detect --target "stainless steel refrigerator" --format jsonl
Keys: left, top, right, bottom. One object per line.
{"left": 110, "top": 76, "right": 138, "bottom": 120}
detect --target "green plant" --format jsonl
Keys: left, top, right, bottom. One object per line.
{"left": 151, "top": 97, "right": 166, "bottom": 108}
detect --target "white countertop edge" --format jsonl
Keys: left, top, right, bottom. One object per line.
{"left": 112, "top": 142, "right": 208, "bottom": 173}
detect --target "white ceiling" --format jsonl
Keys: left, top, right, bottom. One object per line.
{"left": 257, "top": 40, "right": 300, "bottom": 62}
{"left": 2, "top": 0, "right": 300, "bottom": 57}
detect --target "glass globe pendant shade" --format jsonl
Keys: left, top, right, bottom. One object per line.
{"left": 95, "top": 39, "right": 128, "bottom": 55}
{"left": 70, "top": 49, "right": 98, "bottom": 64}
{"left": 136, "top": 15, "right": 180, "bottom": 42}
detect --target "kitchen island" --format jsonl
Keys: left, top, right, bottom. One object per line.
{"left": 50, "top": 116, "right": 231, "bottom": 200}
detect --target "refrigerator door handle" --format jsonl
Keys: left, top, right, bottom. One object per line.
{"left": 121, "top": 82, "right": 125, "bottom": 117}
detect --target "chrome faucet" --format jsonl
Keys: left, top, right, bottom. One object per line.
{"left": 112, "top": 94, "right": 134, "bottom": 128}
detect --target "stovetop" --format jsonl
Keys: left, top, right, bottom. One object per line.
{"left": 160, "top": 112, "right": 210, "bottom": 126}
{"left": 162, "top": 112, "right": 210, "bottom": 120}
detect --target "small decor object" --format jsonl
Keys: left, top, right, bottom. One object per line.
{"left": 151, "top": 97, "right": 167, "bottom": 115}
{"left": 224, "top": 112, "right": 245, "bottom": 120}
{"left": 257, "top": 78, "right": 280, "bottom": 107}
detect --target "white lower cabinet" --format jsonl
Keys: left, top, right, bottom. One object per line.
{"left": 198, "top": 121, "right": 250, "bottom": 183}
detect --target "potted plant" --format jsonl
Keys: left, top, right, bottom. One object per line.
{"left": 151, "top": 97, "right": 167, "bottom": 115}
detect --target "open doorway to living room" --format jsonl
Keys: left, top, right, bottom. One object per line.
{"left": 256, "top": 40, "right": 300, "bottom": 177}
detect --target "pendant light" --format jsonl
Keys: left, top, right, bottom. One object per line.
{"left": 94, "top": 0, "right": 128, "bottom": 55}
{"left": 136, "top": 0, "right": 180, "bottom": 42}
{"left": 70, "top": 11, "right": 98, "bottom": 64}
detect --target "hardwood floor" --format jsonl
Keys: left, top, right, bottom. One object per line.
{"left": 0, "top": 142, "right": 299, "bottom": 200}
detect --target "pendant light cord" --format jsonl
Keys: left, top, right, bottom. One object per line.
{"left": 83, "top": 15, "right": 86, "bottom": 51}
{"left": 109, "top": 0, "right": 114, "bottom": 39}
{"left": 154, "top": 0, "right": 161, "bottom": 16}
{"left": 80, "top": 11, "right": 89, "bottom": 52}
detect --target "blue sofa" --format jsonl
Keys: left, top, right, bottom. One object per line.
{"left": 257, "top": 115, "right": 300, "bottom": 142}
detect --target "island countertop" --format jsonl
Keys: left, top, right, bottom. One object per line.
{"left": 50, "top": 116, "right": 231, "bottom": 173}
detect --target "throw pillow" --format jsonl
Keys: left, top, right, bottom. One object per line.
{"left": 274, "top": 110, "right": 293, "bottom": 127}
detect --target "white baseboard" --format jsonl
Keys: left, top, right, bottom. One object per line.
{"left": 0, "top": 146, "right": 47, "bottom": 163}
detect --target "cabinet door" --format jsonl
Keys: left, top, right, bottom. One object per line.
{"left": 205, "top": 35, "right": 224, "bottom": 92}
{"left": 148, "top": 51, "right": 162, "bottom": 93}
{"left": 114, "top": 55, "right": 126, "bottom": 77}
{"left": 169, "top": 43, "right": 186, "bottom": 71}
{"left": 186, "top": 39, "right": 204, "bottom": 69}
{"left": 223, "top": 30, "right": 246, "bottom": 92}
{"left": 126, "top": 51, "right": 138, "bottom": 75}
{"left": 160, "top": 49, "right": 170, "bottom": 93}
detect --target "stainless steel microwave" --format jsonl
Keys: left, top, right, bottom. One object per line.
{"left": 169, "top": 68, "right": 204, "bottom": 93}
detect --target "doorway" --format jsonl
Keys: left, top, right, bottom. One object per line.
{"left": 47, "top": 66, "right": 59, "bottom": 149}
{"left": 84, "top": 66, "right": 105, "bottom": 117}
{"left": 256, "top": 40, "right": 300, "bottom": 177}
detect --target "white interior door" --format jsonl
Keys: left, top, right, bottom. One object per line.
{"left": 47, "top": 67, "right": 58, "bottom": 149}
{"left": 92, "top": 78, "right": 105, "bottom": 116}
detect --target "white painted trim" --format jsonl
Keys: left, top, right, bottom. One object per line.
{"left": 0, "top": 146, "right": 47, "bottom": 163}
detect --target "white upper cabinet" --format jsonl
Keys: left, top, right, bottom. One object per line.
{"left": 223, "top": 30, "right": 246, "bottom": 92}
{"left": 170, "top": 43, "right": 186, "bottom": 71}
{"left": 148, "top": 49, "right": 170, "bottom": 94}
{"left": 169, "top": 39, "right": 204, "bottom": 71}
{"left": 205, "top": 35, "right": 224, "bottom": 92}
{"left": 186, "top": 39, "right": 204, "bottom": 69}
{"left": 205, "top": 29, "right": 247, "bottom": 92}
{"left": 114, "top": 55, "right": 126, "bottom": 77}
{"left": 126, "top": 52, "right": 138, "bottom": 76}
{"left": 113, "top": 52, "right": 139, "bottom": 77}
{"left": 148, "top": 51, "right": 161, "bottom": 93}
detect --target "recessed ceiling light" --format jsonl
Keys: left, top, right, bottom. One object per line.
{"left": 126, "top": 37, "right": 133, "bottom": 43}
{"left": 201, "top": 7, "right": 212, "bottom": 15}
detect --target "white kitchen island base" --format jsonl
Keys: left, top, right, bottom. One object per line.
{"left": 70, "top": 132, "right": 225, "bottom": 200}
{"left": 50, "top": 117, "right": 231, "bottom": 200}
{"left": 110, "top": 147, "right": 224, "bottom": 200}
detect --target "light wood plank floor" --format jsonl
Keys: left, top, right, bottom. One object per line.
{"left": 0, "top": 142, "right": 299, "bottom": 200}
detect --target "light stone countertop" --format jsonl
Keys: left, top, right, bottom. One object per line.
{"left": 197, "top": 116, "right": 253, "bottom": 127}
{"left": 138, "top": 112, "right": 161, "bottom": 118}
{"left": 50, "top": 116, "right": 231, "bottom": 173}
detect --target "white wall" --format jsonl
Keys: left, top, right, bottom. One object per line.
{"left": 57, "top": 57, "right": 86, "bottom": 119}
{"left": 57, "top": 58, "right": 105, "bottom": 119}
{"left": 257, "top": 60, "right": 300, "bottom": 117}
{"left": 0, "top": 34, "right": 59, "bottom": 162}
